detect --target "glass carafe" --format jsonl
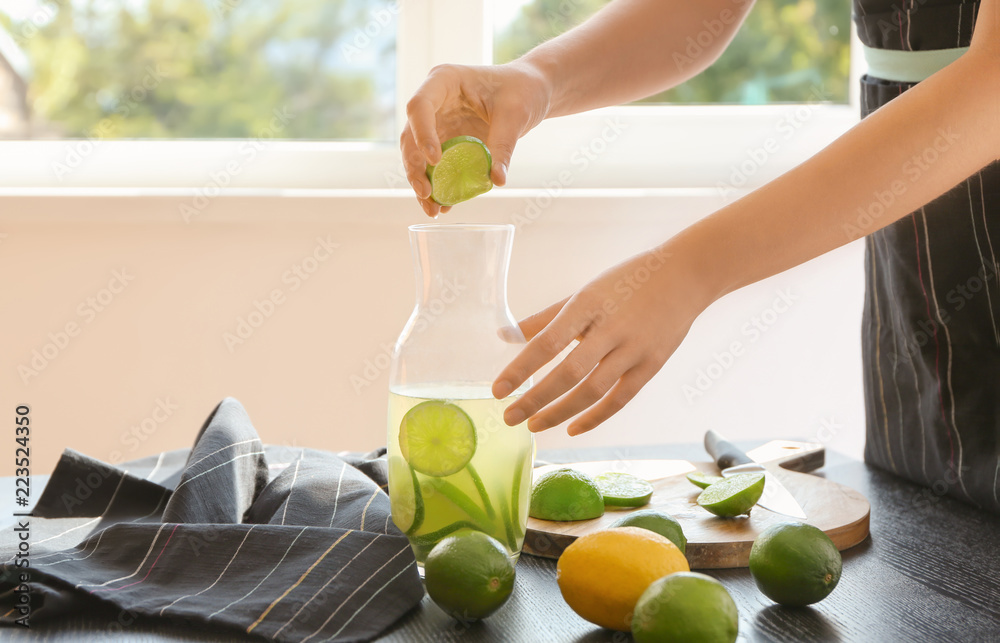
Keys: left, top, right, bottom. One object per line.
{"left": 387, "top": 224, "right": 533, "bottom": 566}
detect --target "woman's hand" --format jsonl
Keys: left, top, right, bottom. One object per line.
{"left": 401, "top": 62, "right": 552, "bottom": 217}
{"left": 493, "top": 245, "right": 714, "bottom": 435}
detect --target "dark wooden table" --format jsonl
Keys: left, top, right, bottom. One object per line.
{"left": 4, "top": 443, "right": 999, "bottom": 642}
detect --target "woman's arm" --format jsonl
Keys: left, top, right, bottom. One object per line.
{"left": 521, "top": 0, "right": 755, "bottom": 117}
{"left": 401, "top": 0, "right": 754, "bottom": 216}
{"left": 496, "top": 3, "right": 1000, "bottom": 434}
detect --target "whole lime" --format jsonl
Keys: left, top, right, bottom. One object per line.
{"left": 529, "top": 468, "right": 605, "bottom": 521}
{"left": 610, "top": 510, "right": 687, "bottom": 554}
{"left": 631, "top": 572, "right": 738, "bottom": 643}
{"left": 748, "top": 522, "right": 842, "bottom": 606}
{"left": 423, "top": 531, "right": 515, "bottom": 621}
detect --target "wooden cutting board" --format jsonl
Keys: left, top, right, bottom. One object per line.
{"left": 523, "top": 440, "right": 870, "bottom": 568}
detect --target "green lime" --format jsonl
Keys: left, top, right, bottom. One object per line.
{"left": 388, "top": 457, "right": 424, "bottom": 534}
{"left": 529, "top": 468, "right": 604, "bottom": 521}
{"left": 696, "top": 473, "right": 765, "bottom": 517}
{"left": 399, "top": 400, "right": 477, "bottom": 478}
{"left": 686, "top": 471, "right": 724, "bottom": 489}
{"left": 594, "top": 472, "right": 654, "bottom": 507}
{"left": 426, "top": 135, "right": 493, "bottom": 206}
{"left": 632, "top": 572, "right": 739, "bottom": 643}
{"left": 749, "top": 522, "right": 842, "bottom": 606}
{"left": 424, "top": 530, "right": 516, "bottom": 621}
{"left": 610, "top": 509, "right": 687, "bottom": 555}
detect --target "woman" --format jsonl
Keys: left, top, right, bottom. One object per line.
{"left": 400, "top": 0, "right": 999, "bottom": 510}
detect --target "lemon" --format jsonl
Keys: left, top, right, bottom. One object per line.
{"left": 632, "top": 572, "right": 739, "bottom": 643}
{"left": 424, "top": 530, "right": 515, "bottom": 621}
{"left": 426, "top": 135, "right": 493, "bottom": 206}
{"left": 686, "top": 471, "right": 724, "bottom": 489}
{"left": 610, "top": 509, "right": 686, "bottom": 555}
{"left": 697, "top": 473, "right": 765, "bottom": 517}
{"left": 529, "top": 468, "right": 604, "bottom": 521}
{"left": 398, "top": 400, "right": 477, "bottom": 477}
{"left": 556, "top": 527, "right": 689, "bottom": 631}
{"left": 594, "top": 472, "right": 654, "bottom": 507}
{"left": 749, "top": 522, "right": 842, "bottom": 606}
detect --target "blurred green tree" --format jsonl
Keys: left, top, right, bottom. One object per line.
{"left": 3, "top": 0, "right": 394, "bottom": 139}
{"left": 495, "top": 0, "right": 850, "bottom": 104}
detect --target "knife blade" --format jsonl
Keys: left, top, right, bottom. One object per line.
{"left": 704, "top": 430, "right": 808, "bottom": 519}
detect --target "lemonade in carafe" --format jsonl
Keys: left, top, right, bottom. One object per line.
{"left": 386, "top": 225, "right": 533, "bottom": 565}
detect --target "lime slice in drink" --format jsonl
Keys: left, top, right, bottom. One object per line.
{"left": 426, "top": 136, "right": 493, "bottom": 206}
{"left": 388, "top": 456, "right": 424, "bottom": 534}
{"left": 686, "top": 471, "right": 724, "bottom": 490}
{"left": 399, "top": 400, "right": 477, "bottom": 477}
{"left": 594, "top": 472, "right": 654, "bottom": 507}
{"left": 696, "top": 473, "right": 765, "bottom": 517}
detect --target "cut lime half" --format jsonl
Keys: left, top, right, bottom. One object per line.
{"left": 426, "top": 136, "right": 493, "bottom": 206}
{"left": 697, "top": 472, "right": 765, "bottom": 517}
{"left": 399, "top": 400, "right": 477, "bottom": 478}
{"left": 594, "top": 472, "right": 654, "bottom": 507}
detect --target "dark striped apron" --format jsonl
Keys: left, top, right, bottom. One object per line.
{"left": 855, "top": 0, "right": 1000, "bottom": 511}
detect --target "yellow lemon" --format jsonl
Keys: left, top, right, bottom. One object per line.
{"left": 556, "top": 527, "right": 690, "bottom": 631}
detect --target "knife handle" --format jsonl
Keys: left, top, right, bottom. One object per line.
{"left": 704, "top": 430, "right": 753, "bottom": 470}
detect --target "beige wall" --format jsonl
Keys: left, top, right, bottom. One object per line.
{"left": 0, "top": 192, "right": 866, "bottom": 478}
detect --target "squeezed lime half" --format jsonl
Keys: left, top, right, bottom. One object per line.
{"left": 426, "top": 136, "right": 493, "bottom": 206}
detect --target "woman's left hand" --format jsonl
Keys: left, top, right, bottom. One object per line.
{"left": 492, "top": 244, "right": 712, "bottom": 435}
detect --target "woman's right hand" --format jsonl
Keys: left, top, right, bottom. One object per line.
{"left": 401, "top": 62, "right": 552, "bottom": 217}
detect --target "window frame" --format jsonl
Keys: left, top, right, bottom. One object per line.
{"left": 0, "top": 0, "right": 863, "bottom": 192}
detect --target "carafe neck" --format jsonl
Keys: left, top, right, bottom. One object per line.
{"left": 409, "top": 225, "right": 513, "bottom": 314}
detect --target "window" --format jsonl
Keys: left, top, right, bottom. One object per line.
{"left": 0, "top": 0, "right": 860, "bottom": 190}
{"left": 0, "top": 0, "right": 396, "bottom": 140}
{"left": 495, "top": 0, "right": 851, "bottom": 104}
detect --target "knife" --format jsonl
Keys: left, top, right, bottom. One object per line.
{"left": 704, "top": 430, "right": 808, "bottom": 519}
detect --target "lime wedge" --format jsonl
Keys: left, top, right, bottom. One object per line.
{"left": 686, "top": 471, "right": 724, "bottom": 490}
{"left": 697, "top": 473, "right": 765, "bottom": 517}
{"left": 594, "top": 472, "right": 654, "bottom": 507}
{"left": 388, "top": 456, "right": 424, "bottom": 534}
{"left": 399, "top": 400, "right": 477, "bottom": 477}
{"left": 426, "top": 135, "right": 493, "bottom": 206}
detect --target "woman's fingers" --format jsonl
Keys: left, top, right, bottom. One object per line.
{"left": 525, "top": 348, "right": 633, "bottom": 432}
{"left": 485, "top": 106, "right": 526, "bottom": 186}
{"left": 502, "top": 338, "right": 610, "bottom": 426}
{"left": 566, "top": 364, "right": 655, "bottom": 436}
{"left": 419, "top": 197, "right": 441, "bottom": 218}
{"left": 401, "top": 125, "right": 432, "bottom": 200}
{"left": 493, "top": 302, "right": 589, "bottom": 402}
{"left": 405, "top": 77, "right": 449, "bottom": 165}
{"left": 518, "top": 297, "right": 569, "bottom": 341}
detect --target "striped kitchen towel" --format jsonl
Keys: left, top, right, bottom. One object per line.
{"left": 0, "top": 397, "right": 424, "bottom": 642}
